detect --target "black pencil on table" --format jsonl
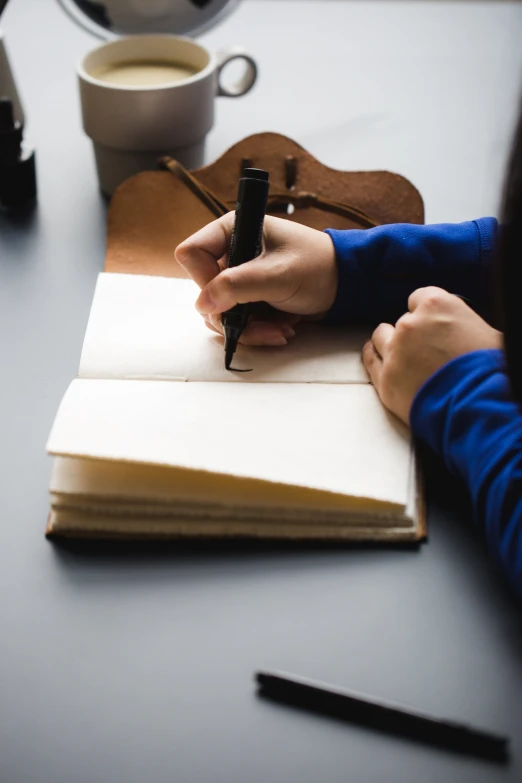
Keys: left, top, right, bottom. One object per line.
{"left": 255, "top": 671, "right": 510, "bottom": 763}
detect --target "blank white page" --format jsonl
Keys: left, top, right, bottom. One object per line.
{"left": 47, "top": 379, "right": 411, "bottom": 507}
{"left": 78, "top": 273, "right": 369, "bottom": 384}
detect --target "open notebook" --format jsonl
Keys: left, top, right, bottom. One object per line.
{"left": 46, "top": 273, "right": 425, "bottom": 541}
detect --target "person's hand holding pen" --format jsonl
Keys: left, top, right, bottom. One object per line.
{"left": 175, "top": 214, "right": 338, "bottom": 347}
{"left": 176, "top": 214, "right": 501, "bottom": 424}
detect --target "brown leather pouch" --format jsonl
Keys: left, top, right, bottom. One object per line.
{"left": 104, "top": 131, "right": 424, "bottom": 277}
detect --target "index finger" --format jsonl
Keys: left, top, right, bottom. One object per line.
{"left": 371, "top": 322, "right": 395, "bottom": 358}
{"left": 175, "top": 212, "right": 235, "bottom": 289}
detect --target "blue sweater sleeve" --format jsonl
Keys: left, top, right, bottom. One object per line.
{"left": 411, "top": 350, "right": 522, "bottom": 599}
{"left": 325, "top": 218, "right": 498, "bottom": 325}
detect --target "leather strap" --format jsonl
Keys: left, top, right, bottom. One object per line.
{"left": 160, "top": 156, "right": 380, "bottom": 229}
{"left": 159, "top": 157, "right": 230, "bottom": 217}
{"left": 266, "top": 192, "right": 379, "bottom": 228}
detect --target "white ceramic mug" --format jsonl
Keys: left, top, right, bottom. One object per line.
{"left": 78, "top": 34, "right": 257, "bottom": 195}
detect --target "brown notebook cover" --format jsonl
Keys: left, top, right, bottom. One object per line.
{"left": 105, "top": 131, "right": 424, "bottom": 278}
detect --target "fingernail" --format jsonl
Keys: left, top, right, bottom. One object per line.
{"left": 264, "top": 336, "right": 287, "bottom": 347}
{"left": 197, "top": 290, "right": 216, "bottom": 314}
{"left": 282, "top": 326, "right": 296, "bottom": 339}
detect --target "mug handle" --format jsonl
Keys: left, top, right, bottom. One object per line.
{"left": 216, "top": 47, "right": 258, "bottom": 98}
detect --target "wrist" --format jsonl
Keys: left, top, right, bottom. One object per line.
{"left": 316, "top": 231, "right": 338, "bottom": 314}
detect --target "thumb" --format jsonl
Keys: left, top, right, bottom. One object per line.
{"left": 196, "top": 257, "right": 296, "bottom": 315}
{"left": 407, "top": 286, "right": 453, "bottom": 312}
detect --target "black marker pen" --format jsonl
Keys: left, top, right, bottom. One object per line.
{"left": 255, "top": 671, "right": 510, "bottom": 763}
{"left": 222, "top": 168, "right": 269, "bottom": 370}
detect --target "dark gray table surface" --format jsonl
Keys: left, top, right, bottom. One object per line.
{"left": 1, "top": 1, "right": 521, "bottom": 782}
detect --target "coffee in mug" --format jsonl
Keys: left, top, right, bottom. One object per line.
{"left": 92, "top": 61, "right": 199, "bottom": 87}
